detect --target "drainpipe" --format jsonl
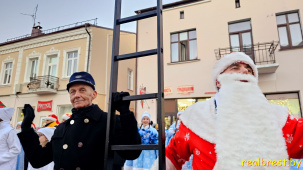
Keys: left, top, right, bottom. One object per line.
{"left": 85, "top": 24, "right": 92, "bottom": 72}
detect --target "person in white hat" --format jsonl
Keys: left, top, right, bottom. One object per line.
{"left": 61, "top": 113, "right": 71, "bottom": 123}
{"left": 166, "top": 52, "right": 303, "bottom": 170}
{"left": 124, "top": 112, "right": 159, "bottom": 170}
{"left": 0, "top": 107, "right": 21, "bottom": 170}
{"left": 28, "top": 127, "right": 56, "bottom": 170}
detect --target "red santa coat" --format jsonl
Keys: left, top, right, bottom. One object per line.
{"left": 166, "top": 115, "right": 303, "bottom": 170}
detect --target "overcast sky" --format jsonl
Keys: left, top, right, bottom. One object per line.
{"left": 0, "top": 0, "right": 179, "bottom": 43}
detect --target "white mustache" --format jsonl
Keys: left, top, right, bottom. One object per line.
{"left": 217, "top": 73, "right": 258, "bottom": 85}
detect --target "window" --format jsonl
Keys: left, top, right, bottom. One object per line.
{"left": 265, "top": 92, "right": 302, "bottom": 118}
{"left": 2, "top": 62, "right": 13, "bottom": 84}
{"left": 66, "top": 51, "right": 78, "bottom": 77}
{"left": 171, "top": 30, "right": 197, "bottom": 62}
{"left": 180, "top": 11, "right": 184, "bottom": 19}
{"left": 46, "top": 55, "right": 57, "bottom": 76}
{"left": 228, "top": 20, "right": 254, "bottom": 58}
{"left": 235, "top": 0, "right": 240, "bottom": 8}
{"left": 128, "top": 69, "right": 133, "bottom": 91}
{"left": 276, "top": 12, "right": 303, "bottom": 48}
{"left": 29, "top": 58, "right": 38, "bottom": 78}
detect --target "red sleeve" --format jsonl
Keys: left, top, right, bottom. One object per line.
{"left": 166, "top": 122, "right": 192, "bottom": 170}
{"left": 282, "top": 115, "right": 303, "bottom": 158}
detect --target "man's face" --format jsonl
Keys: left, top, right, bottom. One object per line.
{"left": 16, "top": 124, "right": 21, "bottom": 129}
{"left": 216, "top": 62, "right": 253, "bottom": 89}
{"left": 69, "top": 83, "right": 97, "bottom": 109}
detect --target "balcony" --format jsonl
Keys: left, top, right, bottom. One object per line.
{"left": 214, "top": 41, "right": 279, "bottom": 74}
{"left": 27, "top": 75, "right": 59, "bottom": 94}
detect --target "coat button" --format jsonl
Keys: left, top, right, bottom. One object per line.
{"left": 78, "top": 142, "right": 83, "bottom": 148}
{"left": 76, "top": 167, "right": 81, "bottom": 170}
{"left": 84, "top": 118, "right": 89, "bottom": 123}
{"left": 70, "top": 120, "right": 74, "bottom": 125}
{"left": 63, "top": 144, "right": 68, "bottom": 149}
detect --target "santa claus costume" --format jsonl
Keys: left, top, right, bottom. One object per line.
{"left": 166, "top": 52, "right": 303, "bottom": 170}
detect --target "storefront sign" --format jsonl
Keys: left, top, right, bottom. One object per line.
{"left": 37, "top": 100, "right": 52, "bottom": 111}
{"left": 164, "top": 87, "right": 172, "bottom": 96}
{"left": 177, "top": 85, "right": 194, "bottom": 94}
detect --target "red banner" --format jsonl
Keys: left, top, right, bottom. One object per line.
{"left": 37, "top": 100, "right": 52, "bottom": 112}
{"left": 177, "top": 85, "right": 194, "bottom": 94}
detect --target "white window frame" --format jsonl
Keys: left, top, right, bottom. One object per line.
{"left": 42, "top": 48, "right": 60, "bottom": 77}
{"left": 127, "top": 69, "right": 133, "bottom": 91}
{"left": 62, "top": 48, "right": 80, "bottom": 78}
{"left": 23, "top": 51, "right": 41, "bottom": 83}
{"left": 0, "top": 56, "right": 14, "bottom": 85}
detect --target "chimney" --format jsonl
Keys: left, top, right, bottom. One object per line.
{"left": 31, "top": 22, "right": 43, "bottom": 37}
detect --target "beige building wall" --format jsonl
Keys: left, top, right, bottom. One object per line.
{"left": 136, "top": 0, "right": 303, "bottom": 122}
{"left": 0, "top": 25, "right": 137, "bottom": 127}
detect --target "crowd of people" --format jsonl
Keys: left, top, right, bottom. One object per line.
{"left": 1, "top": 52, "right": 303, "bottom": 170}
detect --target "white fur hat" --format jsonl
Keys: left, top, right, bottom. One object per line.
{"left": 212, "top": 52, "right": 258, "bottom": 91}
{"left": 38, "top": 127, "right": 56, "bottom": 141}
{"left": 141, "top": 112, "right": 151, "bottom": 122}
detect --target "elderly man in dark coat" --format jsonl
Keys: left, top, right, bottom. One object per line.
{"left": 18, "top": 72, "right": 141, "bottom": 170}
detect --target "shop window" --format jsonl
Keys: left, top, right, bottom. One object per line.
{"left": 276, "top": 11, "right": 303, "bottom": 49}
{"left": 16, "top": 106, "right": 36, "bottom": 123}
{"left": 171, "top": 30, "right": 197, "bottom": 62}
{"left": 265, "top": 92, "right": 302, "bottom": 118}
{"left": 177, "top": 98, "right": 210, "bottom": 111}
{"left": 228, "top": 20, "right": 254, "bottom": 58}
{"left": 57, "top": 105, "right": 73, "bottom": 122}
{"left": 1, "top": 62, "right": 13, "bottom": 85}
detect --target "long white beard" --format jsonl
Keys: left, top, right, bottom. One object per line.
{"left": 214, "top": 73, "right": 289, "bottom": 170}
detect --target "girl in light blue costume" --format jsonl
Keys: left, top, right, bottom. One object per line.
{"left": 165, "top": 111, "right": 193, "bottom": 170}
{"left": 124, "top": 112, "right": 158, "bottom": 170}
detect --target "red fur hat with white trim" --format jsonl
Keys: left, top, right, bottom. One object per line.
{"left": 61, "top": 113, "right": 71, "bottom": 121}
{"left": 212, "top": 52, "right": 258, "bottom": 91}
{"left": 44, "top": 114, "right": 60, "bottom": 124}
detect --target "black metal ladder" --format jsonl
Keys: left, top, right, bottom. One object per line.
{"left": 104, "top": 0, "right": 165, "bottom": 169}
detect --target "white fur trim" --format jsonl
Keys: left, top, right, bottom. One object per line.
{"left": 44, "top": 117, "right": 56, "bottom": 122}
{"left": 61, "top": 114, "right": 70, "bottom": 120}
{"left": 212, "top": 52, "right": 258, "bottom": 91}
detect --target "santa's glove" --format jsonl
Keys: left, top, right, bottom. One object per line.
{"left": 21, "top": 104, "right": 35, "bottom": 132}
{"left": 112, "top": 92, "right": 131, "bottom": 115}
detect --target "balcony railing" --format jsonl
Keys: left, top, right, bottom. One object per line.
{"left": 214, "top": 41, "right": 279, "bottom": 65}
{"left": 27, "top": 75, "right": 59, "bottom": 94}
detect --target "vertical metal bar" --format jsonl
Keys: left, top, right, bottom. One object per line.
{"left": 156, "top": 0, "right": 165, "bottom": 169}
{"left": 104, "top": 0, "right": 121, "bottom": 169}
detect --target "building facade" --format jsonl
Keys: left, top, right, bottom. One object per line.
{"left": 0, "top": 21, "right": 136, "bottom": 127}
{"left": 135, "top": 0, "right": 303, "bottom": 127}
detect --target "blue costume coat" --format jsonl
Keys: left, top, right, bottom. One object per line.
{"left": 124, "top": 125, "right": 158, "bottom": 170}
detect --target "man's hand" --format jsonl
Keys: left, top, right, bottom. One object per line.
{"left": 112, "top": 92, "right": 130, "bottom": 115}
{"left": 21, "top": 104, "right": 35, "bottom": 131}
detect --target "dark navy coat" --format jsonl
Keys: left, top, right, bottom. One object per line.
{"left": 18, "top": 104, "right": 141, "bottom": 170}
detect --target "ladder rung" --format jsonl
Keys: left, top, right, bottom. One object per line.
{"left": 111, "top": 144, "right": 158, "bottom": 150}
{"left": 122, "top": 93, "right": 158, "bottom": 101}
{"left": 115, "top": 49, "right": 157, "bottom": 61}
{"left": 117, "top": 10, "right": 157, "bottom": 25}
